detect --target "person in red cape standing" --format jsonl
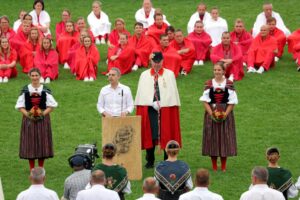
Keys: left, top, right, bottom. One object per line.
{"left": 230, "top": 19, "right": 252, "bottom": 65}
{"left": 129, "top": 22, "right": 153, "bottom": 71}
{"left": 0, "top": 37, "right": 18, "bottom": 83}
{"left": 147, "top": 13, "right": 168, "bottom": 46}
{"left": 75, "top": 36, "right": 100, "bottom": 82}
{"left": 135, "top": 51, "right": 181, "bottom": 169}
{"left": 107, "top": 33, "right": 135, "bottom": 75}
{"left": 19, "top": 27, "right": 41, "bottom": 73}
{"left": 210, "top": 32, "right": 244, "bottom": 81}
{"left": 199, "top": 61, "right": 238, "bottom": 172}
{"left": 55, "top": 9, "right": 71, "bottom": 42}
{"left": 57, "top": 21, "right": 79, "bottom": 69}
{"left": 0, "top": 16, "right": 16, "bottom": 42}
{"left": 34, "top": 37, "right": 58, "bottom": 84}
{"left": 188, "top": 20, "right": 212, "bottom": 66}
{"left": 170, "top": 29, "right": 196, "bottom": 76}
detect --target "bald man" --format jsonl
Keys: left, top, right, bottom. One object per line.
{"left": 247, "top": 25, "right": 278, "bottom": 74}
{"left": 187, "top": 3, "right": 210, "bottom": 34}
{"left": 252, "top": 2, "right": 290, "bottom": 37}
{"left": 136, "top": 177, "right": 160, "bottom": 200}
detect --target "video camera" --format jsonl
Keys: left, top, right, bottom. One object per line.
{"left": 68, "top": 144, "right": 99, "bottom": 170}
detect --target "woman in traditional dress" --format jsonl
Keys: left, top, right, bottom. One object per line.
{"left": 0, "top": 37, "right": 18, "bottom": 83}
{"left": 93, "top": 143, "right": 131, "bottom": 200}
{"left": 15, "top": 68, "right": 58, "bottom": 170}
{"left": 199, "top": 61, "right": 238, "bottom": 172}
{"left": 154, "top": 140, "right": 192, "bottom": 200}
{"left": 34, "top": 37, "right": 59, "bottom": 84}
{"left": 29, "top": 0, "right": 51, "bottom": 37}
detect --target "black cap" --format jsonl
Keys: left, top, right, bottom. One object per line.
{"left": 266, "top": 147, "right": 280, "bottom": 156}
{"left": 151, "top": 52, "right": 163, "bottom": 63}
{"left": 71, "top": 155, "right": 84, "bottom": 167}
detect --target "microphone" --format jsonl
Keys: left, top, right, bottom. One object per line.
{"left": 121, "top": 89, "right": 124, "bottom": 116}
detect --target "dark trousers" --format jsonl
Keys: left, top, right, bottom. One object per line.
{"left": 146, "top": 142, "right": 168, "bottom": 165}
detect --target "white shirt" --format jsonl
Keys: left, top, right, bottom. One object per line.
{"left": 240, "top": 184, "right": 285, "bottom": 200}
{"left": 97, "top": 83, "right": 134, "bottom": 116}
{"left": 136, "top": 193, "right": 161, "bottom": 200}
{"left": 179, "top": 187, "right": 224, "bottom": 200}
{"left": 187, "top": 11, "right": 210, "bottom": 34}
{"left": 204, "top": 16, "right": 228, "bottom": 47}
{"left": 252, "top": 11, "right": 290, "bottom": 37}
{"left": 135, "top": 8, "right": 170, "bottom": 29}
{"left": 15, "top": 84, "right": 58, "bottom": 109}
{"left": 29, "top": 10, "right": 51, "bottom": 36}
{"left": 87, "top": 11, "right": 111, "bottom": 36}
{"left": 13, "top": 19, "right": 22, "bottom": 32}
{"left": 16, "top": 184, "right": 59, "bottom": 200}
{"left": 76, "top": 184, "right": 120, "bottom": 200}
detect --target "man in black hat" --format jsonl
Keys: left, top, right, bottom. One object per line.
{"left": 266, "top": 147, "right": 298, "bottom": 200}
{"left": 63, "top": 155, "right": 91, "bottom": 200}
{"left": 135, "top": 52, "right": 181, "bottom": 168}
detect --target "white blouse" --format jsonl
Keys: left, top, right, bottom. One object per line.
{"left": 199, "top": 79, "right": 238, "bottom": 104}
{"left": 15, "top": 84, "right": 58, "bottom": 109}
{"left": 29, "top": 10, "right": 51, "bottom": 36}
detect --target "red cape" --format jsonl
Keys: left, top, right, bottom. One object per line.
{"left": 108, "top": 29, "right": 131, "bottom": 47}
{"left": 187, "top": 31, "right": 212, "bottom": 61}
{"left": 287, "top": 29, "right": 300, "bottom": 57}
{"left": 19, "top": 41, "right": 40, "bottom": 73}
{"left": 55, "top": 21, "right": 65, "bottom": 42}
{"left": 170, "top": 38, "right": 196, "bottom": 74}
{"left": 247, "top": 34, "right": 277, "bottom": 70}
{"left": 211, "top": 43, "right": 244, "bottom": 81}
{"left": 136, "top": 106, "right": 181, "bottom": 149}
{"left": 128, "top": 34, "right": 153, "bottom": 67}
{"left": 147, "top": 23, "right": 168, "bottom": 46}
{"left": 0, "top": 48, "right": 18, "bottom": 78}
{"left": 153, "top": 45, "right": 182, "bottom": 77}
{"left": 269, "top": 27, "right": 286, "bottom": 58}
{"left": 230, "top": 30, "right": 252, "bottom": 62}
{"left": 67, "top": 42, "right": 81, "bottom": 74}
{"left": 0, "top": 28, "right": 16, "bottom": 42}
{"left": 34, "top": 49, "right": 59, "bottom": 80}
{"left": 56, "top": 31, "right": 79, "bottom": 64}
{"left": 75, "top": 45, "right": 100, "bottom": 80}
{"left": 10, "top": 31, "right": 28, "bottom": 56}
{"left": 107, "top": 44, "right": 136, "bottom": 74}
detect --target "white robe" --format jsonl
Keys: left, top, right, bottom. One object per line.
{"left": 87, "top": 11, "right": 111, "bottom": 37}
{"left": 252, "top": 11, "right": 290, "bottom": 37}
{"left": 204, "top": 16, "right": 228, "bottom": 47}
{"left": 135, "top": 68, "right": 180, "bottom": 107}
{"left": 135, "top": 8, "right": 170, "bottom": 29}
{"left": 29, "top": 10, "right": 51, "bottom": 36}
{"left": 13, "top": 19, "right": 22, "bottom": 32}
{"left": 187, "top": 11, "right": 210, "bottom": 34}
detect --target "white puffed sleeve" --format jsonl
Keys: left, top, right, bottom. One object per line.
{"left": 15, "top": 93, "right": 25, "bottom": 109}
{"left": 228, "top": 89, "right": 238, "bottom": 104}
{"left": 46, "top": 93, "right": 58, "bottom": 108}
{"left": 199, "top": 89, "right": 211, "bottom": 102}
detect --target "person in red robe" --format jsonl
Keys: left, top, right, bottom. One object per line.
{"left": 147, "top": 13, "right": 168, "bottom": 46}
{"left": 153, "top": 34, "right": 182, "bottom": 77}
{"left": 210, "top": 32, "right": 244, "bottom": 81}
{"left": 0, "top": 16, "right": 16, "bottom": 42}
{"left": 230, "top": 19, "right": 252, "bottom": 65}
{"left": 247, "top": 25, "right": 278, "bottom": 74}
{"left": 287, "top": 29, "right": 300, "bottom": 59}
{"left": 0, "top": 37, "right": 17, "bottom": 83}
{"left": 56, "top": 21, "right": 79, "bottom": 68}
{"left": 170, "top": 29, "right": 196, "bottom": 75}
{"left": 10, "top": 22, "right": 31, "bottom": 56}
{"left": 76, "top": 17, "right": 94, "bottom": 42}
{"left": 75, "top": 36, "right": 100, "bottom": 81}
{"left": 267, "top": 17, "right": 286, "bottom": 61}
{"left": 129, "top": 22, "right": 153, "bottom": 71}
{"left": 34, "top": 37, "right": 59, "bottom": 84}
{"left": 55, "top": 9, "right": 71, "bottom": 42}
{"left": 19, "top": 27, "right": 41, "bottom": 73}
{"left": 188, "top": 20, "right": 212, "bottom": 66}
{"left": 107, "top": 33, "right": 135, "bottom": 75}
{"left": 108, "top": 18, "right": 131, "bottom": 49}
{"left": 166, "top": 26, "right": 175, "bottom": 43}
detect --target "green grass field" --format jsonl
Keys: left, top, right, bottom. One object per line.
{"left": 1, "top": 0, "right": 300, "bottom": 199}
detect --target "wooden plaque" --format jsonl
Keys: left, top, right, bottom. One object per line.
{"left": 102, "top": 116, "right": 142, "bottom": 180}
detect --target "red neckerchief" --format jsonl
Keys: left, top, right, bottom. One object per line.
{"left": 150, "top": 68, "right": 164, "bottom": 76}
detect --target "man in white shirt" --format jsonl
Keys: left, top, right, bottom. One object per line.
{"left": 240, "top": 166, "right": 285, "bottom": 200}
{"left": 97, "top": 68, "right": 134, "bottom": 117}
{"left": 76, "top": 170, "right": 120, "bottom": 200}
{"left": 252, "top": 2, "right": 290, "bottom": 37}
{"left": 187, "top": 3, "right": 210, "bottom": 34}
{"left": 16, "top": 167, "right": 59, "bottom": 200}
{"left": 179, "top": 168, "right": 223, "bottom": 200}
{"left": 136, "top": 177, "right": 161, "bottom": 200}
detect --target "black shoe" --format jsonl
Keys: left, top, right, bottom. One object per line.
{"left": 145, "top": 162, "right": 154, "bottom": 169}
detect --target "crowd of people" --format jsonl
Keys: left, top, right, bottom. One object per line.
{"left": 1, "top": 0, "right": 299, "bottom": 199}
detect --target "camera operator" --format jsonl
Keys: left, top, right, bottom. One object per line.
{"left": 62, "top": 155, "right": 91, "bottom": 200}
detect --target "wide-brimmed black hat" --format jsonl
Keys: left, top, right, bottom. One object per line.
{"left": 151, "top": 52, "right": 163, "bottom": 63}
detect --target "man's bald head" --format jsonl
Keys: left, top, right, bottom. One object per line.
{"left": 142, "top": 177, "right": 159, "bottom": 194}
{"left": 260, "top": 25, "right": 270, "bottom": 37}
{"left": 91, "top": 170, "right": 106, "bottom": 185}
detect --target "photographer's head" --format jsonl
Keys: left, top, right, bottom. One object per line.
{"left": 30, "top": 167, "right": 45, "bottom": 185}
{"left": 70, "top": 155, "right": 85, "bottom": 171}
{"left": 102, "top": 143, "right": 116, "bottom": 160}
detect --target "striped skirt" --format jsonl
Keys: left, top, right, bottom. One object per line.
{"left": 19, "top": 115, "right": 54, "bottom": 159}
{"left": 202, "top": 104, "right": 237, "bottom": 157}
